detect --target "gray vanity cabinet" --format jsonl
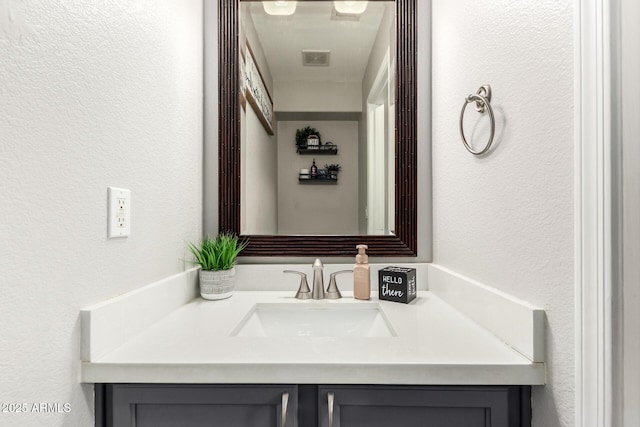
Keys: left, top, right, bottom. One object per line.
{"left": 317, "top": 385, "right": 530, "bottom": 427}
{"left": 98, "top": 384, "right": 530, "bottom": 427}
{"left": 101, "top": 384, "right": 298, "bottom": 427}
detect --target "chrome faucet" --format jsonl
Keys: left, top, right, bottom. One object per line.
{"left": 311, "top": 259, "right": 325, "bottom": 300}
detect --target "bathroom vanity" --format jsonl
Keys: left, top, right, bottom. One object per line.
{"left": 97, "top": 383, "right": 530, "bottom": 427}
{"left": 82, "top": 264, "right": 544, "bottom": 427}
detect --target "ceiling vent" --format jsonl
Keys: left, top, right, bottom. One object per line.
{"left": 302, "top": 50, "right": 331, "bottom": 67}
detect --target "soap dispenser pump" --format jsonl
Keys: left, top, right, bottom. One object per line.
{"left": 353, "top": 244, "right": 371, "bottom": 300}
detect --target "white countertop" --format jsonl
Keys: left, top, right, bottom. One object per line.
{"left": 81, "top": 288, "right": 545, "bottom": 385}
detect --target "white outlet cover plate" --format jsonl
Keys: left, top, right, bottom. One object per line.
{"left": 108, "top": 187, "right": 131, "bottom": 238}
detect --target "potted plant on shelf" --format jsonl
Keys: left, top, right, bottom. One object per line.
{"left": 295, "top": 126, "right": 321, "bottom": 152}
{"left": 187, "top": 232, "right": 248, "bottom": 300}
{"left": 325, "top": 163, "right": 341, "bottom": 180}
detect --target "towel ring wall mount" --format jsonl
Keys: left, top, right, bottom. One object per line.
{"left": 459, "top": 85, "right": 495, "bottom": 156}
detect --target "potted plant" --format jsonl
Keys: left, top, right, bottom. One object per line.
{"left": 187, "top": 232, "right": 248, "bottom": 300}
{"left": 325, "top": 163, "right": 341, "bottom": 179}
{"left": 295, "top": 126, "right": 321, "bottom": 151}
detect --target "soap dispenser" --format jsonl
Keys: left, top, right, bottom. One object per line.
{"left": 353, "top": 244, "right": 370, "bottom": 300}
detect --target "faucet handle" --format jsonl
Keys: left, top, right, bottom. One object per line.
{"left": 283, "top": 270, "right": 312, "bottom": 300}
{"left": 325, "top": 270, "right": 353, "bottom": 300}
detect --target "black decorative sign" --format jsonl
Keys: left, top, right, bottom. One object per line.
{"left": 378, "top": 267, "right": 416, "bottom": 304}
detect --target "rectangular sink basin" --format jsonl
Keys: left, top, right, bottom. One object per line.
{"left": 231, "top": 303, "right": 396, "bottom": 337}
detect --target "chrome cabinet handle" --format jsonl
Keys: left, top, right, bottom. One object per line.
{"left": 328, "top": 392, "right": 335, "bottom": 427}
{"left": 280, "top": 392, "right": 289, "bottom": 427}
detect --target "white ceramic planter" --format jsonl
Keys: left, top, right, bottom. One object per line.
{"left": 199, "top": 268, "right": 236, "bottom": 300}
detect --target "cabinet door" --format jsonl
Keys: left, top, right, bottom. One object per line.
{"left": 317, "top": 385, "right": 530, "bottom": 427}
{"left": 104, "top": 384, "right": 297, "bottom": 427}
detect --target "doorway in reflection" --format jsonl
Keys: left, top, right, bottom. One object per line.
{"left": 239, "top": 1, "right": 396, "bottom": 235}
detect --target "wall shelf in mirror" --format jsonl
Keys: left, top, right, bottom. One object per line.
{"left": 218, "top": 0, "right": 417, "bottom": 257}
{"left": 297, "top": 144, "right": 338, "bottom": 155}
{"left": 299, "top": 176, "right": 338, "bottom": 184}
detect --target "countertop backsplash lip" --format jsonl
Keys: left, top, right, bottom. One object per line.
{"left": 427, "top": 263, "right": 546, "bottom": 363}
{"left": 80, "top": 262, "right": 546, "bottom": 385}
{"left": 81, "top": 267, "right": 199, "bottom": 362}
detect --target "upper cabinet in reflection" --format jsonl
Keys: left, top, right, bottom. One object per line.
{"left": 239, "top": 1, "right": 396, "bottom": 236}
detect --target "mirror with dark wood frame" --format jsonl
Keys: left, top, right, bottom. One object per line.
{"left": 218, "top": 0, "right": 416, "bottom": 257}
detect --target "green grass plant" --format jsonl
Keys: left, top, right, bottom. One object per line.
{"left": 187, "top": 233, "right": 248, "bottom": 271}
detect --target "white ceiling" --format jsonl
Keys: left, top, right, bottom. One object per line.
{"left": 248, "top": 1, "right": 389, "bottom": 84}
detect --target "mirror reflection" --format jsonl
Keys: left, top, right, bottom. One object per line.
{"left": 239, "top": 0, "right": 396, "bottom": 236}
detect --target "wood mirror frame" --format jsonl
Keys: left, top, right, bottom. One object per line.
{"left": 218, "top": 0, "right": 416, "bottom": 257}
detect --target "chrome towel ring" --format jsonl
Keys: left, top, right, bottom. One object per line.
{"left": 459, "top": 85, "right": 495, "bottom": 156}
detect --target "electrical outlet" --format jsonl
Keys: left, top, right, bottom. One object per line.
{"left": 108, "top": 187, "right": 131, "bottom": 238}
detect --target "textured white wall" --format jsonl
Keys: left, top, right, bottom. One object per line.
{"left": 431, "top": 1, "right": 575, "bottom": 426}
{"left": 0, "top": 1, "right": 203, "bottom": 426}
